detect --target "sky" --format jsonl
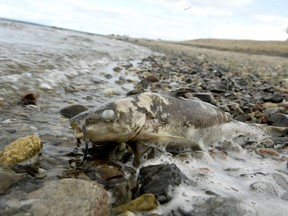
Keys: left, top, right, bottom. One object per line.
{"left": 0, "top": 0, "right": 287, "bottom": 41}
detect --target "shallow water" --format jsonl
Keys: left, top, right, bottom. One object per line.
{"left": 0, "top": 19, "right": 152, "bottom": 175}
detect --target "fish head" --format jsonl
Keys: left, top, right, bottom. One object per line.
{"left": 69, "top": 97, "right": 146, "bottom": 144}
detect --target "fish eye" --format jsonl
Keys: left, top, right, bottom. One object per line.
{"left": 101, "top": 109, "right": 115, "bottom": 120}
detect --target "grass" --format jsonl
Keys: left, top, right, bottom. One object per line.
{"left": 176, "top": 39, "right": 288, "bottom": 57}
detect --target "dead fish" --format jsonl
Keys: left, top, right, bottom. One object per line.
{"left": 70, "top": 92, "right": 286, "bottom": 154}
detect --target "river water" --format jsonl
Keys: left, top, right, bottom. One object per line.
{"left": 0, "top": 19, "right": 152, "bottom": 161}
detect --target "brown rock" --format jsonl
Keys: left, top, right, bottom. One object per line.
{"left": 112, "top": 193, "right": 158, "bottom": 214}
{"left": 113, "top": 66, "right": 122, "bottom": 72}
{"left": 146, "top": 74, "right": 159, "bottom": 82}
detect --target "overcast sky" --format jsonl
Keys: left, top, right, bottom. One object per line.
{"left": 0, "top": 0, "right": 287, "bottom": 41}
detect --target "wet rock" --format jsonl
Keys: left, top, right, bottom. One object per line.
{"left": 171, "top": 88, "right": 198, "bottom": 99}
{"left": 235, "top": 114, "right": 252, "bottom": 122}
{"left": 23, "top": 178, "right": 109, "bottom": 216}
{"left": 272, "top": 173, "right": 288, "bottom": 200}
{"left": 115, "top": 79, "right": 126, "bottom": 85}
{"left": 113, "top": 66, "right": 123, "bottom": 72}
{"left": 193, "top": 93, "right": 215, "bottom": 104}
{"left": 59, "top": 104, "right": 88, "bottom": 118}
{"left": 180, "top": 197, "right": 257, "bottom": 216}
{"left": 20, "top": 92, "right": 39, "bottom": 106}
{"left": 111, "top": 180, "right": 135, "bottom": 207}
{"left": 262, "top": 102, "right": 279, "bottom": 109}
{"left": 207, "top": 80, "right": 227, "bottom": 93}
{"left": 104, "top": 73, "right": 113, "bottom": 79}
{"left": 0, "top": 201, "right": 31, "bottom": 216}
{"left": 267, "top": 113, "right": 288, "bottom": 127}
{"left": 64, "top": 85, "right": 87, "bottom": 92}
{"left": 112, "top": 193, "right": 158, "bottom": 215}
{"left": 103, "top": 88, "right": 120, "bottom": 95}
{"left": 0, "top": 135, "right": 42, "bottom": 165}
{"left": 118, "top": 62, "right": 133, "bottom": 68}
{"left": 136, "top": 163, "right": 188, "bottom": 204}
{"left": 256, "top": 148, "right": 279, "bottom": 157}
{"left": 146, "top": 74, "right": 159, "bottom": 82}
{"left": 263, "top": 94, "right": 284, "bottom": 103}
{"left": 0, "top": 167, "right": 26, "bottom": 195}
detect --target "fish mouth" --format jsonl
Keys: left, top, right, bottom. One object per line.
{"left": 70, "top": 122, "right": 84, "bottom": 139}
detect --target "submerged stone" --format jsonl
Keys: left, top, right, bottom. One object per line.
{"left": 178, "top": 197, "right": 258, "bottom": 216}
{"left": 0, "top": 167, "right": 26, "bottom": 195}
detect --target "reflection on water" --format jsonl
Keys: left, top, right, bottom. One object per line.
{"left": 0, "top": 19, "right": 151, "bottom": 161}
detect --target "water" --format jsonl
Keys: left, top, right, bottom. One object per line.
{"left": 0, "top": 19, "right": 152, "bottom": 164}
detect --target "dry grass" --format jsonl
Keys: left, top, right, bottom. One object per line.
{"left": 176, "top": 39, "right": 288, "bottom": 57}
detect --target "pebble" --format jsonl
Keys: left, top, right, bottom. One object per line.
{"left": 20, "top": 92, "right": 39, "bottom": 106}
{"left": 267, "top": 113, "right": 288, "bottom": 127}
{"left": 146, "top": 74, "right": 159, "bottom": 82}
{"left": 113, "top": 66, "right": 123, "bottom": 72}
{"left": 112, "top": 193, "right": 158, "bottom": 215}
{"left": 207, "top": 80, "right": 227, "bottom": 93}
{"left": 256, "top": 148, "right": 279, "bottom": 157}
{"left": 262, "top": 102, "right": 279, "bottom": 109}
{"left": 263, "top": 94, "right": 284, "bottom": 103}
{"left": 0, "top": 135, "right": 42, "bottom": 165}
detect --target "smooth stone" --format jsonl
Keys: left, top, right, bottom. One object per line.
{"left": 263, "top": 94, "right": 284, "bottom": 103}
{"left": 23, "top": 178, "right": 109, "bottom": 216}
{"left": 113, "top": 66, "right": 122, "bottom": 72}
{"left": 235, "top": 114, "right": 252, "bottom": 122}
{"left": 267, "top": 113, "right": 288, "bottom": 127}
{"left": 0, "top": 167, "right": 26, "bottom": 195}
{"left": 262, "top": 102, "right": 279, "bottom": 109}
{"left": 146, "top": 74, "right": 159, "bottom": 82}
{"left": 104, "top": 73, "right": 113, "bottom": 79}
{"left": 0, "top": 135, "right": 42, "bottom": 165}
{"left": 60, "top": 104, "right": 88, "bottom": 118}
{"left": 136, "top": 163, "right": 188, "bottom": 204}
{"left": 20, "top": 92, "right": 39, "bottom": 106}
{"left": 193, "top": 93, "right": 215, "bottom": 104}
{"left": 118, "top": 62, "right": 133, "bottom": 68}
{"left": 112, "top": 193, "right": 158, "bottom": 215}
{"left": 207, "top": 80, "right": 228, "bottom": 93}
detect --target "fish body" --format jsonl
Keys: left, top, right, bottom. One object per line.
{"left": 70, "top": 92, "right": 270, "bottom": 153}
